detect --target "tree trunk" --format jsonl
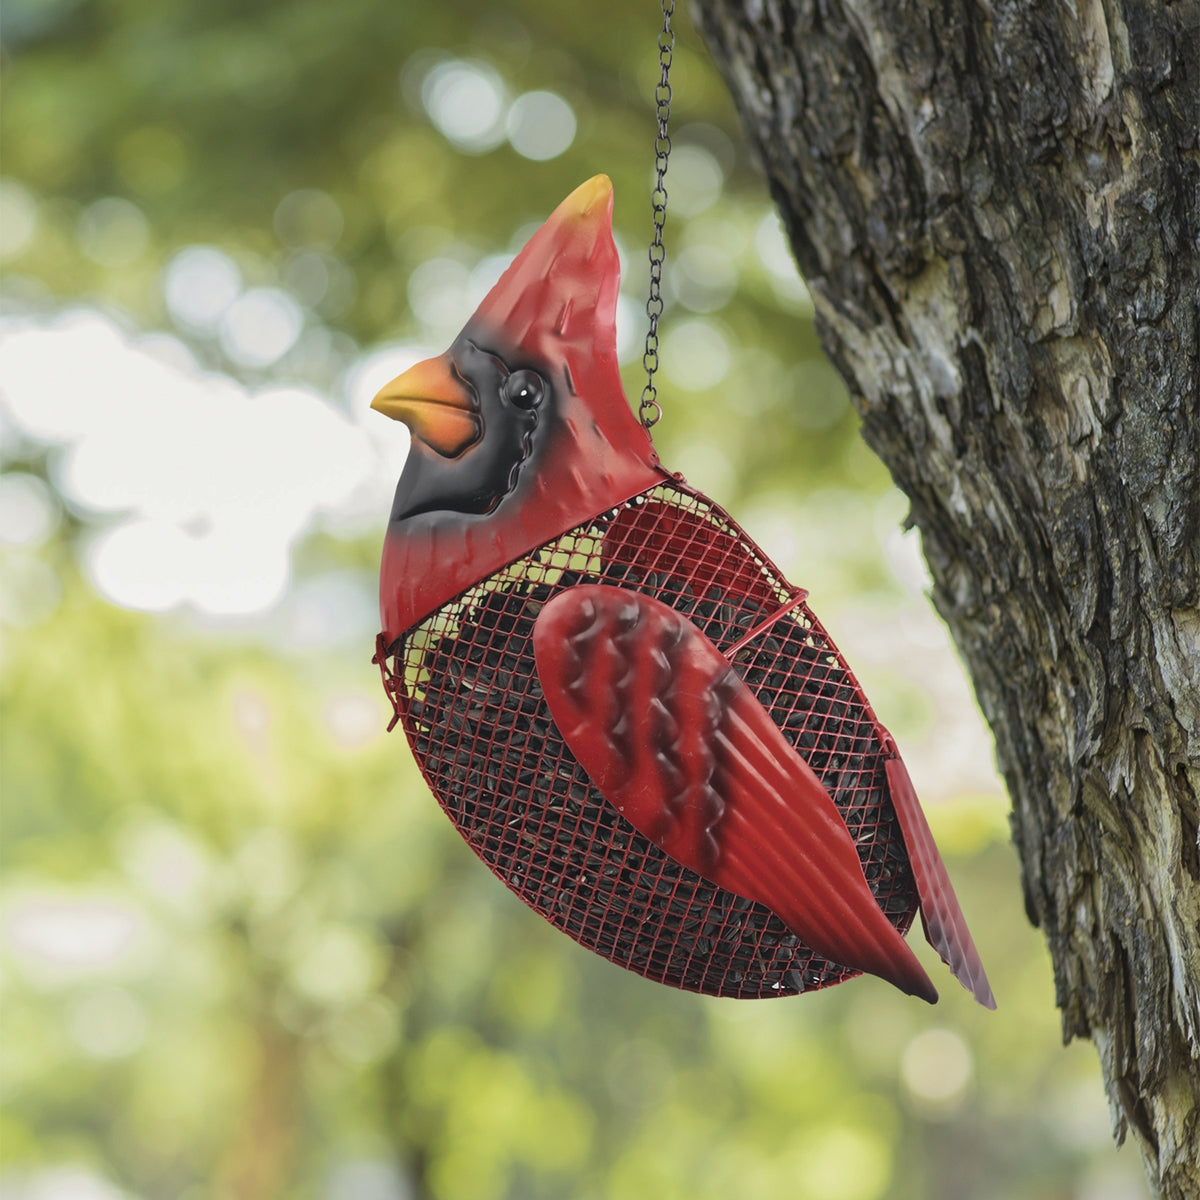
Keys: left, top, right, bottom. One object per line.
{"left": 691, "top": 0, "right": 1200, "bottom": 1194}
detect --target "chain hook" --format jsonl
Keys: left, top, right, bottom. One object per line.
{"left": 640, "top": 0, "right": 674, "bottom": 430}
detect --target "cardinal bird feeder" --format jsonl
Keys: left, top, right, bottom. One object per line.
{"left": 371, "top": 176, "right": 994, "bottom": 1008}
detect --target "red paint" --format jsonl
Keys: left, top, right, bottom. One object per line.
{"left": 378, "top": 178, "right": 662, "bottom": 641}
{"left": 534, "top": 585, "right": 938, "bottom": 1003}
{"left": 884, "top": 750, "right": 996, "bottom": 1007}
{"left": 372, "top": 178, "right": 994, "bottom": 1006}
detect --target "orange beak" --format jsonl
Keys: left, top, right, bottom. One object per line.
{"left": 371, "top": 354, "right": 480, "bottom": 457}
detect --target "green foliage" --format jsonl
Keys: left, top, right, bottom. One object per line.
{"left": 0, "top": 2, "right": 1148, "bottom": 1198}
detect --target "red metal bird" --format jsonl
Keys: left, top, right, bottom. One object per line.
{"left": 372, "top": 176, "right": 994, "bottom": 1008}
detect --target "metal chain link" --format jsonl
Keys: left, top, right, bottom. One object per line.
{"left": 640, "top": 0, "right": 675, "bottom": 429}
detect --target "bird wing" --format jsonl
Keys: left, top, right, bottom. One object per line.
{"left": 532, "top": 584, "right": 938, "bottom": 1003}
{"left": 881, "top": 749, "right": 997, "bottom": 1008}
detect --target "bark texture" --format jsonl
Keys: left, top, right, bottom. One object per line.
{"left": 692, "top": 0, "right": 1200, "bottom": 1194}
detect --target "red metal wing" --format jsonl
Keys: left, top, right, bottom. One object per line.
{"left": 533, "top": 584, "right": 938, "bottom": 1003}
{"left": 883, "top": 750, "right": 997, "bottom": 1008}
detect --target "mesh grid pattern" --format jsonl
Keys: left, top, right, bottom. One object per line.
{"left": 380, "top": 482, "right": 917, "bottom": 998}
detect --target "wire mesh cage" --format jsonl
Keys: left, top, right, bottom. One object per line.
{"left": 376, "top": 479, "right": 918, "bottom": 998}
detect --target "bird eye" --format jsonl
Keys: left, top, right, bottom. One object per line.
{"left": 503, "top": 369, "right": 544, "bottom": 410}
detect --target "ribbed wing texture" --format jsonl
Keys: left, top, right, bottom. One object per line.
{"left": 533, "top": 585, "right": 938, "bottom": 1003}
{"left": 884, "top": 753, "right": 997, "bottom": 1008}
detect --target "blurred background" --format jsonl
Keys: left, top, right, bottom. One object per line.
{"left": 0, "top": 2, "right": 1151, "bottom": 1198}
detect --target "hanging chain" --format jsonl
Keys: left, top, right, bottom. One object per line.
{"left": 640, "top": 0, "right": 675, "bottom": 429}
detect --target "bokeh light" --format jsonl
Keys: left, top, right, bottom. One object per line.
{"left": 0, "top": 472, "right": 59, "bottom": 547}
{"left": 673, "top": 242, "right": 738, "bottom": 312}
{"left": 662, "top": 317, "right": 732, "bottom": 390}
{"left": 4, "top": 893, "right": 146, "bottom": 976}
{"left": 506, "top": 90, "right": 577, "bottom": 161}
{"left": 118, "top": 820, "right": 213, "bottom": 914}
{"left": 0, "top": 310, "right": 385, "bottom": 616}
{"left": 0, "top": 1166, "right": 131, "bottom": 1200}
{"left": 76, "top": 197, "right": 149, "bottom": 268}
{"left": 901, "top": 1028, "right": 975, "bottom": 1117}
{"left": 407, "top": 255, "right": 474, "bottom": 333}
{"left": 281, "top": 249, "right": 357, "bottom": 317}
{"left": 162, "top": 246, "right": 243, "bottom": 334}
{"left": 666, "top": 144, "right": 725, "bottom": 217}
{"left": 421, "top": 59, "right": 509, "bottom": 154}
{"left": 0, "top": 178, "right": 38, "bottom": 260}
{"left": 326, "top": 1160, "right": 410, "bottom": 1200}
{"left": 218, "top": 287, "right": 305, "bottom": 367}
{"left": 273, "top": 188, "right": 345, "bottom": 249}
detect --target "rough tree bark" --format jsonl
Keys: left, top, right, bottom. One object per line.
{"left": 691, "top": 0, "right": 1199, "bottom": 1195}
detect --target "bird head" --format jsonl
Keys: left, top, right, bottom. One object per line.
{"left": 373, "top": 176, "right": 663, "bottom": 640}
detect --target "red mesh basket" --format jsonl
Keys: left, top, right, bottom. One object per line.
{"left": 375, "top": 479, "right": 917, "bottom": 998}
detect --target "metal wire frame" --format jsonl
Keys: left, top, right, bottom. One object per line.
{"left": 376, "top": 479, "right": 917, "bottom": 998}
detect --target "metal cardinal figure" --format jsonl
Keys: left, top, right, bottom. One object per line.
{"left": 372, "top": 176, "right": 995, "bottom": 1008}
